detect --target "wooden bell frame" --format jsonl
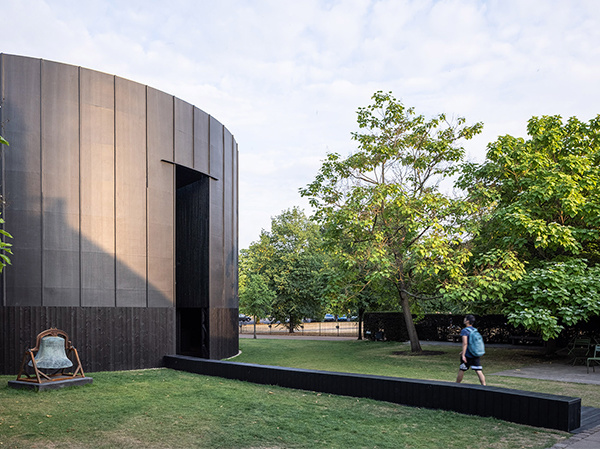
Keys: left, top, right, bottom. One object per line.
{"left": 15, "top": 328, "right": 86, "bottom": 384}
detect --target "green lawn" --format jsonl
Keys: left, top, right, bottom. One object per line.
{"left": 0, "top": 340, "right": 580, "bottom": 448}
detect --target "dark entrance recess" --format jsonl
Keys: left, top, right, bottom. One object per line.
{"left": 176, "top": 165, "right": 210, "bottom": 358}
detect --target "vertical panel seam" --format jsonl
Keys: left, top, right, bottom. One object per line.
{"left": 40, "top": 59, "right": 44, "bottom": 306}
{"left": 78, "top": 66, "right": 82, "bottom": 307}
{"left": 172, "top": 95, "right": 176, "bottom": 162}
{"left": 234, "top": 140, "right": 239, "bottom": 303}
{"left": 145, "top": 86, "right": 149, "bottom": 308}
{"left": 207, "top": 115, "right": 211, "bottom": 321}
{"left": 207, "top": 115, "right": 211, "bottom": 176}
{"left": 0, "top": 53, "right": 5, "bottom": 306}
{"left": 222, "top": 124, "right": 225, "bottom": 307}
{"left": 173, "top": 96, "right": 176, "bottom": 309}
{"left": 192, "top": 106, "right": 195, "bottom": 169}
{"left": 172, "top": 155, "right": 176, "bottom": 310}
{"left": 113, "top": 75, "right": 117, "bottom": 307}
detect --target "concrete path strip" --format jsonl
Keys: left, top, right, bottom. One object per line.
{"left": 490, "top": 364, "right": 600, "bottom": 386}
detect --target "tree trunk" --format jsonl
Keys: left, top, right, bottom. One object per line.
{"left": 253, "top": 317, "right": 257, "bottom": 339}
{"left": 398, "top": 287, "right": 422, "bottom": 352}
{"left": 357, "top": 307, "right": 364, "bottom": 340}
{"left": 545, "top": 338, "right": 557, "bottom": 355}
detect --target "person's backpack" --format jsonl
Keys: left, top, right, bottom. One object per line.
{"left": 466, "top": 327, "right": 485, "bottom": 357}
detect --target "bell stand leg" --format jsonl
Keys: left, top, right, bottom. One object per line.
{"left": 15, "top": 350, "right": 50, "bottom": 383}
{"left": 67, "top": 347, "right": 85, "bottom": 378}
{"left": 15, "top": 351, "right": 33, "bottom": 381}
{"left": 30, "top": 357, "right": 52, "bottom": 382}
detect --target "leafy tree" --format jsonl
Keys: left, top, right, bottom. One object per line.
{"left": 507, "top": 259, "right": 600, "bottom": 340}
{"left": 301, "top": 91, "right": 483, "bottom": 352}
{"left": 321, "top": 232, "right": 401, "bottom": 339}
{"left": 0, "top": 135, "right": 12, "bottom": 272}
{"left": 239, "top": 273, "right": 276, "bottom": 338}
{"left": 457, "top": 115, "right": 600, "bottom": 338}
{"left": 239, "top": 207, "right": 329, "bottom": 332}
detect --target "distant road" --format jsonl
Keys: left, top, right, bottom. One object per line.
{"left": 239, "top": 333, "right": 358, "bottom": 340}
{"left": 239, "top": 321, "right": 359, "bottom": 338}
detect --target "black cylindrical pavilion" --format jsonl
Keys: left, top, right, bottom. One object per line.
{"left": 0, "top": 54, "right": 239, "bottom": 374}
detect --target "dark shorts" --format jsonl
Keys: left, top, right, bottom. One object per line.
{"left": 459, "top": 355, "right": 482, "bottom": 371}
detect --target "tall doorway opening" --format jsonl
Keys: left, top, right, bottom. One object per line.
{"left": 175, "top": 165, "right": 210, "bottom": 358}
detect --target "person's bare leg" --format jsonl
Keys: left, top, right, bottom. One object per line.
{"left": 456, "top": 370, "right": 464, "bottom": 383}
{"left": 476, "top": 370, "right": 486, "bottom": 386}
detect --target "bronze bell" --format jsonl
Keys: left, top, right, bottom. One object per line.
{"left": 28, "top": 336, "right": 73, "bottom": 370}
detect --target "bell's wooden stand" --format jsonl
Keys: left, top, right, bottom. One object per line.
{"left": 8, "top": 328, "right": 93, "bottom": 391}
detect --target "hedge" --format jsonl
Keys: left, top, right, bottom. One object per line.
{"left": 363, "top": 312, "right": 600, "bottom": 345}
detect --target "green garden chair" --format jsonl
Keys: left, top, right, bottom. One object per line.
{"left": 586, "top": 344, "right": 600, "bottom": 373}
{"left": 568, "top": 337, "right": 591, "bottom": 365}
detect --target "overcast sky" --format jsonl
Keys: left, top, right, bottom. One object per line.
{"left": 2, "top": 0, "right": 600, "bottom": 248}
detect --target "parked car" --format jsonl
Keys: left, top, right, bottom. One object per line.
{"left": 238, "top": 314, "right": 251, "bottom": 322}
{"left": 324, "top": 313, "right": 335, "bottom": 322}
{"left": 338, "top": 315, "right": 348, "bottom": 322}
{"left": 260, "top": 317, "right": 276, "bottom": 324}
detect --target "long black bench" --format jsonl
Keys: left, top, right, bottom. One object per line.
{"left": 164, "top": 355, "right": 581, "bottom": 432}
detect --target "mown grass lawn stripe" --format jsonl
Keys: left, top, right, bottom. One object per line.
{"left": 0, "top": 341, "right": 578, "bottom": 448}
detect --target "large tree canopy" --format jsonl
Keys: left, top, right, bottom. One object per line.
{"left": 459, "top": 115, "right": 600, "bottom": 262}
{"left": 301, "top": 91, "right": 483, "bottom": 352}
{"left": 457, "top": 114, "right": 600, "bottom": 338}
{"left": 239, "top": 207, "right": 329, "bottom": 332}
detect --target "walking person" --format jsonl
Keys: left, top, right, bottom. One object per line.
{"left": 456, "top": 314, "right": 486, "bottom": 386}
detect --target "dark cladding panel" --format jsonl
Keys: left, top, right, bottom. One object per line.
{"left": 41, "top": 60, "right": 80, "bottom": 307}
{"left": 80, "top": 68, "right": 116, "bottom": 307}
{"left": 115, "top": 77, "right": 147, "bottom": 307}
{"left": 233, "top": 142, "right": 239, "bottom": 307}
{"left": 209, "top": 116, "right": 223, "bottom": 179}
{"left": 193, "top": 108, "right": 209, "bottom": 173}
{"left": 223, "top": 130, "right": 236, "bottom": 309}
{"left": 1, "top": 55, "right": 42, "bottom": 213}
{"left": 174, "top": 98, "right": 194, "bottom": 167}
{"left": 209, "top": 117, "right": 224, "bottom": 309}
{"left": 208, "top": 307, "right": 238, "bottom": 360}
{"left": 147, "top": 88, "right": 174, "bottom": 308}
{"left": 1, "top": 54, "right": 42, "bottom": 306}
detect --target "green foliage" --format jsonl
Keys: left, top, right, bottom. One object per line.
{"left": 301, "top": 91, "right": 483, "bottom": 350}
{"left": 458, "top": 114, "right": 600, "bottom": 262}
{"left": 0, "top": 136, "right": 12, "bottom": 272}
{"left": 239, "top": 207, "right": 330, "bottom": 331}
{"left": 0, "top": 219, "right": 12, "bottom": 271}
{"left": 506, "top": 259, "right": 600, "bottom": 340}
{"left": 239, "top": 273, "right": 275, "bottom": 320}
{"left": 457, "top": 115, "right": 600, "bottom": 337}
{"left": 441, "top": 248, "right": 526, "bottom": 307}
{"left": 319, "top": 247, "right": 399, "bottom": 319}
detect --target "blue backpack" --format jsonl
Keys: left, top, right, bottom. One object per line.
{"left": 466, "top": 327, "right": 485, "bottom": 357}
